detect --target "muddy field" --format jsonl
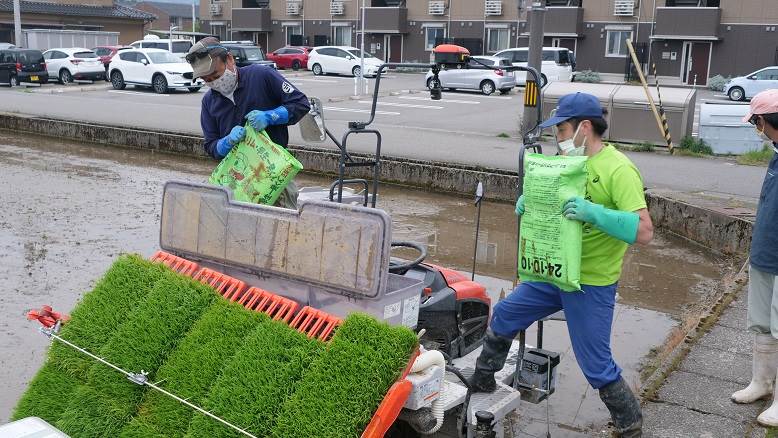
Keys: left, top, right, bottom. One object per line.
{"left": 0, "top": 132, "right": 735, "bottom": 435}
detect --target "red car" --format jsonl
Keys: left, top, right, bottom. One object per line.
{"left": 266, "top": 46, "right": 312, "bottom": 70}
{"left": 91, "top": 45, "right": 132, "bottom": 78}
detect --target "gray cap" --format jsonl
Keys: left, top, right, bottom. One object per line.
{"left": 187, "top": 36, "right": 227, "bottom": 79}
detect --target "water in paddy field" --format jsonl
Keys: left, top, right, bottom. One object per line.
{"left": 0, "top": 131, "right": 735, "bottom": 435}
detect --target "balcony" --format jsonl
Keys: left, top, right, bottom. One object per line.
{"left": 330, "top": 1, "right": 344, "bottom": 15}
{"left": 362, "top": 6, "right": 408, "bottom": 33}
{"left": 231, "top": 8, "right": 272, "bottom": 32}
{"left": 428, "top": 0, "right": 445, "bottom": 15}
{"left": 540, "top": 6, "right": 583, "bottom": 36}
{"left": 485, "top": 0, "right": 502, "bottom": 16}
{"left": 652, "top": 6, "right": 721, "bottom": 40}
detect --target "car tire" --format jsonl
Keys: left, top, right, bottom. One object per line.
{"left": 352, "top": 65, "right": 362, "bottom": 77}
{"left": 540, "top": 73, "right": 548, "bottom": 87}
{"left": 312, "top": 63, "right": 323, "bottom": 76}
{"left": 110, "top": 70, "right": 126, "bottom": 90}
{"left": 292, "top": 60, "right": 301, "bottom": 71}
{"left": 152, "top": 74, "right": 168, "bottom": 94}
{"left": 426, "top": 77, "right": 441, "bottom": 91}
{"left": 728, "top": 86, "right": 745, "bottom": 102}
{"left": 480, "top": 80, "right": 495, "bottom": 96}
{"left": 188, "top": 87, "right": 201, "bottom": 93}
{"left": 9, "top": 75, "right": 18, "bottom": 87}
{"left": 59, "top": 69, "right": 73, "bottom": 84}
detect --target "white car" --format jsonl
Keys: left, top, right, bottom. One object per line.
{"left": 129, "top": 35, "right": 193, "bottom": 60}
{"left": 108, "top": 48, "right": 202, "bottom": 94}
{"left": 307, "top": 46, "right": 383, "bottom": 77}
{"left": 494, "top": 47, "right": 574, "bottom": 86}
{"left": 42, "top": 48, "right": 105, "bottom": 83}
{"left": 723, "top": 66, "right": 778, "bottom": 101}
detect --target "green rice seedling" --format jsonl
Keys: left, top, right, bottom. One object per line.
{"left": 120, "top": 300, "right": 267, "bottom": 438}
{"left": 187, "top": 319, "right": 325, "bottom": 438}
{"left": 12, "top": 254, "right": 168, "bottom": 423}
{"left": 55, "top": 270, "right": 217, "bottom": 438}
{"left": 272, "top": 313, "right": 418, "bottom": 438}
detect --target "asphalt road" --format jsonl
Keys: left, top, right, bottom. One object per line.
{"left": 0, "top": 72, "right": 768, "bottom": 202}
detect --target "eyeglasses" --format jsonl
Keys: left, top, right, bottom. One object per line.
{"left": 185, "top": 45, "right": 226, "bottom": 64}
{"left": 749, "top": 114, "right": 760, "bottom": 126}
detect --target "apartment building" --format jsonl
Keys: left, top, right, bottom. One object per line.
{"left": 199, "top": 0, "right": 778, "bottom": 85}
{"left": 135, "top": 1, "right": 199, "bottom": 33}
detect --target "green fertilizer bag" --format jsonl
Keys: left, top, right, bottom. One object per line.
{"left": 518, "top": 154, "right": 588, "bottom": 291}
{"left": 208, "top": 125, "right": 303, "bottom": 206}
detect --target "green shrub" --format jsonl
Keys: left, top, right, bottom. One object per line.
{"left": 708, "top": 74, "right": 732, "bottom": 92}
{"left": 120, "top": 300, "right": 267, "bottom": 438}
{"left": 574, "top": 70, "right": 601, "bottom": 83}
{"left": 678, "top": 136, "right": 713, "bottom": 155}
{"left": 12, "top": 255, "right": 168, "bottom": 423}
{"left": 737, "top": 143, "right": 775, "bottom": 166}
{"left": 188, "top": 319, "right": 325, "bottom": 438}
{"left": 56, "top": 270, "right": 217, "bottom": 438}
{"left": 272, "top": 314, "right": 418, "bottom": 438}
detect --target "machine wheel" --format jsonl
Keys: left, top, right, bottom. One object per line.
{"left": 728, "top": 86, "right": 745, "bottom": 102}
{"left": 188, "top": 86, "right": 201, "bottom": 92}
{"left": 388, "top": 241, "right": 428, "bottom": 274}
{"left": 9, "top": 75, "right": 18, "bottom": 87}
{"left": 152, "top": 74, "right": 168, "bottom": 94}
{"left": 292, "top": 60, "right": 301, "bottom": 71}
{"left": 110, "top": 70, "right": 126, "bottom": 90}
{"left": 59, "top": 69, "right": 73, "bottom": 84}
{"left": 312, "top": 63, "right": 323, "bottom": 76}
{"left": 352, "top": 65, "right": 362, "bottom": 77}
{"left": 480, "top": 80, "right": 495, "bottom": 96}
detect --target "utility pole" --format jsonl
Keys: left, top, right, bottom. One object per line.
{"left": 521, "top": 1, "right": 545, "bottom": 135}
{"left": 192, "top": 1, "right": 196, "bottom": 33}
{"left": 13, "top": 0, "right": 22, "bottom": 47}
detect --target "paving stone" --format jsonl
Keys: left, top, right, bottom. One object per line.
{"left": 657, "top": 370, "right": 763, "bottom": 423}
{"left": 698, "top": 325, "right": 754, "bottom": 356}
{"left": 643, "top": 401, "right": 748, "bottom": 438}
{"left": 718, "top": 304, "right": 749, "bottom": 330}
{"left": 680, "top": 344, "right": 753, "bottom": 385}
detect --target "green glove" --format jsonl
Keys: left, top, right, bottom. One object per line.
{"left": 515, "top": 195, "right": 525, "bottom": 216}
{"left": 562, "top": 196, "right": 639, "bottom": 244}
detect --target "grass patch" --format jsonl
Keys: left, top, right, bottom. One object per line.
{"left": 12, "top": 254, "right": 168, "bottom": 423}
{"left": 273, "top": 313, "right": 418, "bottom": 438}
{"left": 120, "top": 300, "right": 267, "bottom": 438}
{"left": 55, "top": 269, "right": 217, "bottom": 437}
{"left": 737, "top": 144, "right": 774, "bottom": 166}
{"left": 676, "top": 136, "right": 713, "bottom": 156}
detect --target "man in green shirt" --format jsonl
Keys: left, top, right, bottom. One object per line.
{"left": 469, "top": 93, "right": 654, "bottom": 437}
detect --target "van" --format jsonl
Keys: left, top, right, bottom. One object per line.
{"left": 494, "top": 47, "right": 574, "bottom": 86}
{"left": 129, "top": 35, "right": 193, "bottom": 60}
{"left": 0, "top": 48, "right": 48, "bottom": 86}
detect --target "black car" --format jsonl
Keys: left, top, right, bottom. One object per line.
{"left": 0, "top": 49, "right": 48, "bottom": 86}
{"left": 221, "top": 42, "right": 277, "bottom": 69}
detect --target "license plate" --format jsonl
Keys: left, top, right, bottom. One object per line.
{"left": 30, "top": 75, "right": 38, "bottom": 81}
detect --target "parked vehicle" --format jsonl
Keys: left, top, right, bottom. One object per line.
{"left": 0, "top": 42, "right": 15, "bottom": 50}
{"left": 108, "top": 48, "right": 201, "bottom": 94}
{"left": 92, "top": 45, "right": 132, "bottom": 79}
{"left": 494, "top": 47, "right": 574, "bottom": 86}
{"left": 307, "top": 46, "right": 383, "bottom": 77}
{"left": 724, "top": 67, "right": 778, "bottom": 101}
{"left": 221, "top": 42, "right": 277, "bottom": 69}
{"left": 425, "top": 56, "right": 516, "bottom": 95}
{"left": 129, "top": 35, "right": 193, "bottom": 60}
{"left": 0, "top": 48, "right": 48, "bottom": 86}
{"left": 42, "top": 48, "right": 104, "bottom": 83}
{"left": 267, "top": 46, "right": 312, "bottom": 70}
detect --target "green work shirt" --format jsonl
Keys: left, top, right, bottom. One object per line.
{"left": 580, "top": 145, "right": 647, "bottom": 286}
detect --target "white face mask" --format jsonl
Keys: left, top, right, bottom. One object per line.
{"left": 558, "top": 123, "right": 587, "bottom": 156}
{"left": 207, "top": 66, "right": 237, "bottom": 96}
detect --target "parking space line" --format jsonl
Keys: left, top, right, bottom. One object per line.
{"left": 290, "top": 78, "right": 340, "bottom": 83}
{"left": 108, "top": 90, "right": 169, "bottom": 97}
{"left": 398, "top": 96, "right": 480, "bottom": 105}
{"left": 357, "top": 100, "right": 443, "bottom": 110}
{"left": 326, "top": 107, "right": 400, "bottom": 116}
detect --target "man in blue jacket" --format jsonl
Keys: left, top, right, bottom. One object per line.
{"left": 187, "top": 37, "right": 310, "bottom": 208}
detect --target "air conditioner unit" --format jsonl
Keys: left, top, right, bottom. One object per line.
{"left": 287, "top": 1, "right": 301, "bottom": 15}
{"left": 330, "top": 1, "right": 344, "bottom": 15}
{"left": 614, "top": 0, "right": 637, "bottom": 16}
{"left": 485, "top": 0, "right": 502, "bottom": 16}
{"left": 209, "top": 3, "right": 222, "bottom": 15}
{"left": 428, "top": 1, "right": 445, "bottom": 15}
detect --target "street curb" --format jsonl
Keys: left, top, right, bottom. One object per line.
{"left": 27, "top": 83, "right": 111, "bottom": 94}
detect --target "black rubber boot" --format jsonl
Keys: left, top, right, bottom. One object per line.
{"left": 598, "top": 377, "right": 643, "bottom": 438}
{"left": 468, "top": 330, "right": 513, "bottom": 393}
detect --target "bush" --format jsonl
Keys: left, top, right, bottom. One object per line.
{"left": 708, "top": 74, "right": 732, "bottom": 92}
{"left": 678, "top": 136, "right": 713, "bottom": 155}
{"left": 574, "top": 70, "right": 601, "bottom": 83}
{"left": 737, "top": 143, "right": 775, "bottom": 166}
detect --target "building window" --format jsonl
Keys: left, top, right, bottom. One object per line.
{"left": 333, "top": 26, "right": 351, "bottom": 46}
{"left": 285, "top": 25, "right": 302, "bottom": 45}
{"left": 666, "top": 0, "right": 719, "bottom": 6}
{"left": 605, "top": 30, "right": 632, "bottom": 57}
{"left": 486, "top": 28, "right": 509, "bottom": 53}
{"left": 425, "top": 26, "right": 445, "bottom": 51}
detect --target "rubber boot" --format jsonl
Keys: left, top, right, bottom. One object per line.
{"left": 468, "top": 330, "right": 513, "bottom": 393}
{"left": 598, "top": 377, "right": 642, "bottom": 438}
{"left": 758, "top": 366, "right": 778, "bottom": 427}
{"left": 732, "top": 334, "right": 778, "bottom": 404}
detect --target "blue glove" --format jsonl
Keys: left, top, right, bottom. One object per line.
{"left": 562, "top": 196, "right": 640, "bottom": 244}
{"left": 216, "top": 125, "right": 246, "bottom": 158}
{"left": 245, "top": 106, "right": 290, "bottom": 132}
{"left": 515, "top": 195, "right": 525, "bottom": 216}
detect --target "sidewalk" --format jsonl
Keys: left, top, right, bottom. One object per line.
{"left": 641, "top": 263, "right": 772, "bottom": 437}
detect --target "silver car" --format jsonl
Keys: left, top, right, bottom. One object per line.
{"left": 425, "top": 56, "right": 516, "bottom": 95}
{"left": 724, "top": 66, "right": 778, "bottom": 101}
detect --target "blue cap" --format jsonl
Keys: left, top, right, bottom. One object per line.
{"left": 539, "top": 92, "right": 604, "bottom": 129}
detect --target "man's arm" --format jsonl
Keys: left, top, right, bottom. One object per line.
{"left": 201, "top": 97, "right": 220, "bottom": 159}
{"left": 264, "top": 67, "right": 310, "bottom": 125}
{"left": 635, "top": 208, "right": 653, "bottom": 245}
